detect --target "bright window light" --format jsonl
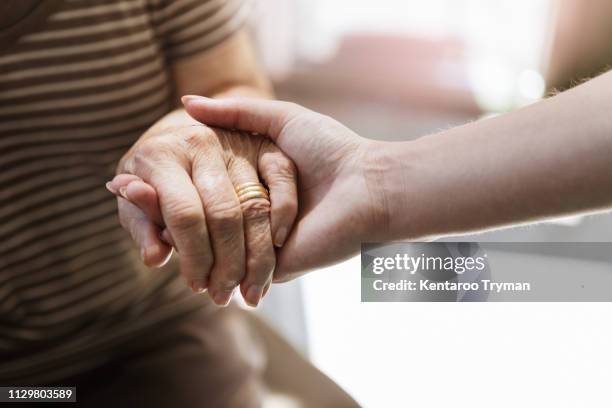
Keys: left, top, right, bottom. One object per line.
{"left": 294, "top": 0, "right": 556, "bottom": 111}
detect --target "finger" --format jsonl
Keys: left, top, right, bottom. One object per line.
{"left": 117, "top": 197, "right": 172, "bottom": 267}
{"left": 182, "top": 96, "right": 305, "bottom": 144}
{"left": 161, "top": 228, "right": 176, "bottom": 248}
{"left": 149, "top": 163, "right": 215, "bottom": 293}
{"left": 106, "top": 174, "right": 141, "bottom": 195}
{"left": 262, "top": 280, "right": 271, "bottom": 299}
{"left": 110, "top": 176, "right": 174, "bottom": 247}
{"left": 192, "top": 148, "right": 246, "bottom": 307}
{"left": 110, "top": 176, "right": 164, "bottom": 226}
{"left": 258, "top": 142, "right": 298, "bottom": 247}
{"left": 106, "top": 174, "right": 175, "bottom": 247}
{"left": 229, "top": 161, "right": 275, "bottom": 308}
{"left": 124, "top": 180, "right": 164, "bottom": 226}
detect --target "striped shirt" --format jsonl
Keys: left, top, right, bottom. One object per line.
{"left": 0, "top": 0, "right": 249, "bottom": 384}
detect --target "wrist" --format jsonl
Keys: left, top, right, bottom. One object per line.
{"left": 366, "top": 138, "right": 441, "bottom": 242}
{"left": 361, "top": 140, "right": 418, "bottom": 242}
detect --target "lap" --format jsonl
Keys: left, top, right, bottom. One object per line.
{"left": 10, "top": 305, "right": 266, "bottom": 408}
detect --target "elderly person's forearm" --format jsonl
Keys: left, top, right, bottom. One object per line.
{"left": 173, "top": 30, "right": 273, "bottom": 102}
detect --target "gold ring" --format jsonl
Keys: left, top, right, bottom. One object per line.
{"left": 236, "top": 185, "right": 267, "bottom": 195}
{"left": 235, "top": 182, "right": 269, "bottom": 204}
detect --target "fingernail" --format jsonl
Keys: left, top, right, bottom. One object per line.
{"left": 274, "top": 227, "right": 288, "bottom": 247}
{"left": 190, "top": 279, "right": 207, "bottom": 294}
{"left": 245, "top": 285, "right": 264, "bottom": 307}
{"left": 105, "top": 181, "right": 117, "bottom": 194}
{"left": 181, "top": 95, "right": 208, "bottom": 104}
{"left": 213, "top": 289, "right": 233, "bottom": 307}
{"left": 118, "top": 186, "right": 128, "bottom": 200}
{"left": 158, "top": 249, "right": 173, "bottom": 268}
{"left": 141, "top": 245, "right": 171, "bottom": 268}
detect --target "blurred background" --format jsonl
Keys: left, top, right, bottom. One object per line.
{"left": 247, "top": 1, "right": 612, "bottom": 407}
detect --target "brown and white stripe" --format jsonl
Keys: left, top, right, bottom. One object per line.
{"left": 0, "top": 0, "right": 249, "bottom": 384}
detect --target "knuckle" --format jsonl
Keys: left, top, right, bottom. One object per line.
{"left": 128, "top": 152, "right": 149, "bottom": 173}
{"left": 276, "top": 157, "right": 297, "bottom": 176}
{"left": 207, "top": 202, "right": 243, "bottom": 232}
{"left": 136, "top": 139, "right": 159, "bottom": 156}
{"left": 137, "top": 139, "right": 168, "bottom": 159}
{"left": 276, "top": 198, "right": 298, "bottom": 217}
{"left": 240, "top": 198, "right": 271, "bottom": 221}
{"left": 180, "top": 246, "right": 214, "bottom": 273}
{"left": 168, "top": 206, "right": 205, "bottom": 232}
{"left": 186, "top": 253, "right": 214, "bottom": 274}
{"left": 247, "top": 255, "right": 276, "bottom": 281}
{"left": 181, "top": 126, "right": 215, "bottom": 151}
{"left": 129, "top": 142, "right": 174, "bottom": 172}
{"left": 182, "top": 132, "right": 203, "bottom": 151}
{"left": 269, "top": 160, "right": 296, "bottom": 183}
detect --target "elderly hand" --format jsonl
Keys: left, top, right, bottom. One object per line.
{"left": 107, "top": 109, "right": 297, "bottom": 307}
{"left": 181, "top": 97, "right": 389, "bottom": 282}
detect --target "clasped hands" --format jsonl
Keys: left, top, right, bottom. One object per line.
{"left": 108, "top": 97, "right": 385, "bottom": 307}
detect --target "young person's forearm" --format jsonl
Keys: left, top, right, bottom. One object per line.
{"left": 383, "top": 71, "right": 612, "bottom": 240}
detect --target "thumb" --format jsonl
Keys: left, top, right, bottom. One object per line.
{"left": 181, "top": 96, "right": 305, "bottom": 143}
